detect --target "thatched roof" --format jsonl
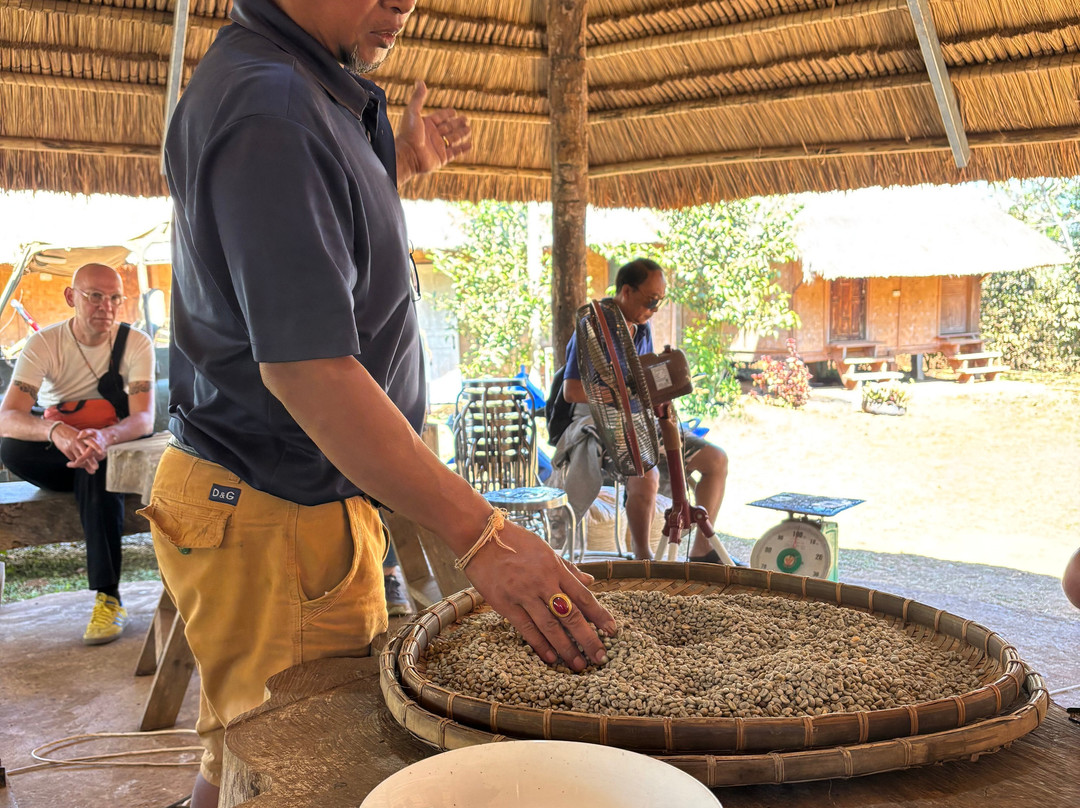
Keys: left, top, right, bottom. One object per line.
{"left": 3, "top": 1, "right": 1080, "bottom": 206}
{"left": 794, "top": 185, "right": 1071, "bottom": 280}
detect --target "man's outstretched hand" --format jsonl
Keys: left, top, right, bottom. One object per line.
{"left": 462, "top": 521, "right": 617, "bottom": 672}
{"left": 395, "top": 80, "right": 471, "bottom": 183}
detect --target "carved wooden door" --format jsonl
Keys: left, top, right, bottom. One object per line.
{"left": 939, "top": 276, "right": 972, "bottom": 335}
{"left": 829, "top": 278, "right": 866, "bottom": 341}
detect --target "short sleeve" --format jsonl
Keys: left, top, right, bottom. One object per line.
{"left": 122, "top": 330, "right": 155, "bottom": 385}
{"left": 563, "top": 332, "right": 581, "bottom": 380}
{"left": 204, "top": 116, "right": 362, "bottom": 363}
{"left": 637, "top": 323, "right": 654, "bottom": 355}
{"left": 10, "top": 331, "right": 49, "bottom": 390}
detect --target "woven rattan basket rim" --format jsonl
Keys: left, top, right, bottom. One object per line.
{"left": 379, "top": 630, "right": 1050, "bottom": 787}
{"left": 392, "top": 562, "right": 1028, "bottom": 753}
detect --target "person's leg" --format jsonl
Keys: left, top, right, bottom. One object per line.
{"left": 382, "top": 536, "right": 412, "bottom": 616}
{"left": 190, "top": 771, "right": 219, "bottom": 808}
{"left": 0, "top": 438, "right": 128, "bottom": 641}
{"left": 145, "top": 447, "right": 386, "bottom": 805}
{"left": 624, "top": 468, "right": 659, "bottom": 559}
{"left": 684, "top": 442, "right": 728, "bottom": 558}
{"left": 73, "top": 461, "right": 125, "bottom": 600}
{"left": 0, "top": 437, "right": 74, "bottom": 492}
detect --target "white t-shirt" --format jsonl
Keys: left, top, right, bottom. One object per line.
{"left": 11, "top": 320, "right": 155, "bottom": 408}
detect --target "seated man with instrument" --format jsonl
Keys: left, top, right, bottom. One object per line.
{"left": 554, "top": 258, "right": 729, "bottom": 562}
{"left": 0, "top": 263, "right": 154, "bottom": 644}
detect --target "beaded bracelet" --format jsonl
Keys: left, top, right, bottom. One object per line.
{"left": 454, "top": 508, "right": 515, "bottom": 571}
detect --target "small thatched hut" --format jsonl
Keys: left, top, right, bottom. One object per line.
{"left": 729, "top": 186, "right": 1070, "bottom": 385}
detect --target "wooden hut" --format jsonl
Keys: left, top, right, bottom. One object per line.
{"left": 729, "top": 186, "right": 1070, "bottom": 386}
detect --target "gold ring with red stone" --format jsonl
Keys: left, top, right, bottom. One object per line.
{"left": 548, "top": 593, "right": 573, "bottom": 619}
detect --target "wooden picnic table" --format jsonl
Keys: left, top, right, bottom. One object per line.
{"left": 219, "top": 654, "right": 1080, "bottom": 808}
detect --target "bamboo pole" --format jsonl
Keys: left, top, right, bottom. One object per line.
{"left": 0, "top": 135, "right": 158, "bottom": 157}
{"left": 548, "top": 0, "right": 589, "bottom": 369}
{"left": 906, "top": 0, "right": 969, "bottom": 168}
{"left": 589, "top": 126, "right": 1080, "bottom": 178}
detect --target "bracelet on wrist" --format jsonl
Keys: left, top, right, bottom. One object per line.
{"left": 46, "top": 421, "right": 61, "bottom": 446}
{"left": 454, "top": 508, "right": 515, "bottom": 571}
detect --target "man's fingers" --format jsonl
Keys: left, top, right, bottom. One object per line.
{"left": 406, "top": 79, "right": 428, "bottom": 118}
{"left": 529, "top": 597, "right": 605, "bottom": 672}
{"left": 560, "top": 555, "right": 594, "bottom": 587}
{"left": 427, "top": 108, "right": 471, "bottom": 151}
{"left": 503, "top": 604, "right": 558, "bottom": 665}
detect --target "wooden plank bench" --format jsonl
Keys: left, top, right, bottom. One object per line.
{"left": 0, "top": 482, "right": 148, "bottom": 551}
{"left": 842, "top": 369, "right": 905, "bottom": 390}
{"left": 0, "top": 433, "right": 170, "bottom": 551}
{"left": 947, "top": 350, "right": 1003, "bottom": 371}
{"left": 957, "top": 364, "right": 1009, "bottom": 383}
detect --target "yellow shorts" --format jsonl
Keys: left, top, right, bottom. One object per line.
{"left": 139, "top": 446, "right": 388, "bottom": 785}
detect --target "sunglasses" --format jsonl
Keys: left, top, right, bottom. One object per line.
{"left": 638, "top": 288, "right": 665, "bottom": 311}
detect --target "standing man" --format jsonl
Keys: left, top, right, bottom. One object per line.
{"left": 0, "top": 263, "right": 155, "bottom": 643}
{"left": 152, "top": 2, "right": 614, "bottom": 805}
{"left": 559, "top": 258, "right": 730, "bottom": 561}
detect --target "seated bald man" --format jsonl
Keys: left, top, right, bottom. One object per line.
{"left": 0, "top": 263, "right": 154, "bottom": 644}
{"left": 560, "top": 258, "right": 729, "bottom": 561}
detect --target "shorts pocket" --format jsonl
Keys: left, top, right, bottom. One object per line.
{"left": 138, "top": 498, "right": 230, "bottom": 550}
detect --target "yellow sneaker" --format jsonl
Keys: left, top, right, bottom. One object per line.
{"left": 83, "top": 592, "right": 128, "bottom": 646}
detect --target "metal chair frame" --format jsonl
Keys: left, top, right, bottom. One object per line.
{"left": 452, "top": 378, "right": 576, "bottom": 557}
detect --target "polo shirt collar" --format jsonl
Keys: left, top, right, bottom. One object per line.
{"left": 229, "top": 0, "right": 386, "bottom": 135}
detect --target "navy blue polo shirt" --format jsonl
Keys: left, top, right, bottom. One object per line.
{"left": 164, "top": 0, "right": 424, "bottom": 505}
{"left": 564, "top": 313, "right": 653, "bottom": 381}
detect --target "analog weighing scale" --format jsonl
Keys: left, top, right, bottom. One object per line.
{"left": 747, "top": 493, "right": 864, "bottom": 582}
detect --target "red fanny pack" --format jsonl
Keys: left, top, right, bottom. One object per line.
{"left": 44, "top": 399, "right": 119, "bottom": 430}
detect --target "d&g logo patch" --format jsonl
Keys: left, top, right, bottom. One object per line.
{"left": 209, "top": 484, "right": 241, "bottom": 505}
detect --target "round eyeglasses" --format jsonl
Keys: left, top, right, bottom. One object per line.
{"left": 74, "top": 288, "right": 126, "bottom": 308}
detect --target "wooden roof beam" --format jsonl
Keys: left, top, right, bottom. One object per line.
{"left": 906, "top": 0, "right": 969, "bottom": 168}
{"left": 0, "top": 135, "right": 159, "bottom": 158}
{"left": 589, "top": 127, "right": 1080, "bottom": 178}
{"left": 589, "top": 0, "right": 907, "bottom": 59}
{"left": 4, "top": 126, "right": 1079, "bottom": 174}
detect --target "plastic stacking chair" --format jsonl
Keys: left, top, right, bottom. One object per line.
{"left": 452, "top": 378, "right": 578, "bottom": 558}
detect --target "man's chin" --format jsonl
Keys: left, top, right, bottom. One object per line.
{"left": 346, "top": 47, "right": 390, "bottom": 75}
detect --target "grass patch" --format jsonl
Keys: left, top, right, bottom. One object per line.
{"left": 1, "top": 533, "right": 161, "bottom": 602}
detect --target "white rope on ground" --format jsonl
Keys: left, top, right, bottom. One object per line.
{"left": 1049, "top": 683, "right": 1080, "bottom": 697}
{"left": 5, "top": 729, "right": 202, "bottom": 776}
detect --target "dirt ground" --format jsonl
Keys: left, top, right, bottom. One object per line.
{"left": 706, "top": 375, "right": 1080, "bottom": 581}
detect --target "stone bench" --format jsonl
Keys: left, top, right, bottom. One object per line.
{"left": 0, "top": 481, "right": 149, "bottom": 551}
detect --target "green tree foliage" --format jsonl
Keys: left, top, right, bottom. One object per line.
{"left": 430, "top": 202, "right": 551, "bottom": 378}
{"left": 985, "top": 178, "right": 1080, "bottom": 372}
{"left": 659, "top": 198, "right": 802, "bottom": 414}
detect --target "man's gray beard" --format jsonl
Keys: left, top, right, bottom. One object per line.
{"left": 346, "top": 47, "right": 386, "bottom": 75}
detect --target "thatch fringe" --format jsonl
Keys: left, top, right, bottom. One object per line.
{"left": 3, "top": 0, "right": 1080, "bottom": 203}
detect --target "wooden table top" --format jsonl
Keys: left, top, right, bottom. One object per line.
{"left": 105, "top": 431, "right": 170, "bottom": 503}
{"left": 220, "top": 655, "right": 1080, "bottom": 808}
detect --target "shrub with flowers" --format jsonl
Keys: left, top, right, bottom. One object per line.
{"left": 751, "top": 339, "right": 811, "bottom": 409}
{"left": 861, "top": 380, "right": 912, "bottom": 414}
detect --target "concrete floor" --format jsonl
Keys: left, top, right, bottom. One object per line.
{"left": 2, "top": 554, "right": 1079, "bottom": 808}
{"left": 1, "top": 582, "right": 199, "bottom": 808}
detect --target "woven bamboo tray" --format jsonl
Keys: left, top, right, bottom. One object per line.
{"left": 389, "top": 561, "right": 1039, "bottom": 755}
{"left": 380, "top": 630, "right": 1050, "bottom": 787}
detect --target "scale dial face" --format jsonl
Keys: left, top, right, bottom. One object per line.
{"left": 750, "top": 519, "right": 832, "bottom": 578}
